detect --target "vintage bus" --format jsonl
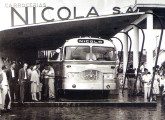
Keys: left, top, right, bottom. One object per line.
{"left": 48, "top": 37, "right": 119, "bottom": 98}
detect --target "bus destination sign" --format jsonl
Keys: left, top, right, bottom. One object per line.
{"left": 78, "top": 39, "right": 104, "bottom": 44}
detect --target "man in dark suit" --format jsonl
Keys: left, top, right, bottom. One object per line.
{"left": 18, "top": 63, "right": 28, "bottom": 103}
{"left": 126, "top": 64, "right": 136, "bottom": 96}
{"left": 6, "top": 61, "right": 19, "bottom": 102}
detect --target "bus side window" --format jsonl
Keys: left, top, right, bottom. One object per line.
{"left": 49, "top": 49, "right": 61, "bottom": 61}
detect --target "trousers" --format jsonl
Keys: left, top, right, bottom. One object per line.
{"left": 2, "top": 85, "right": 11, "bottom": 109}
{"left": 127, "top": 78, "right": 136, "bottom": 96}
{"left": 48, "top": 78, "right": 55, "bottom": 98}
{"left": 144, "top": 86, "right": 151, "bottom": 100}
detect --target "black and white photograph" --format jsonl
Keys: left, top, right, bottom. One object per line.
{"left": 0, "top": 0, "right": 165, "bottom": 119}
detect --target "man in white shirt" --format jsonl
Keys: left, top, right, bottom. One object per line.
{"left": 47, "top": 65, "right": 55, "bottom": 99}
{"left": 0, "top": 65, "right": 11, "bottom": 112}
{"left": 142, "top": 68, "right": 151, "bottom": 101}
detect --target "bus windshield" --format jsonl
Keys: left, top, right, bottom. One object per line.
{"left": 65, "top": 46, "right": 90, "bottom": 60}
{"left": 92, "top": 47, "right": 116, "bottom": 61}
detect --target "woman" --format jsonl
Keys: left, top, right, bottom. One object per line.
{"left": 36, "top": 65, "right": 42, "bottom": 101}
{"left": 152, "top": 71, "right": 160, "bottom": 101}
{"left": 30, "top": 65, "right": 40, "bottom": 101}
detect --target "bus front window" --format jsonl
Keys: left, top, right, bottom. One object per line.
{"left": 65, "top": 46, "right": 90, "bottom": 60}
{"left": 92, "top": 47, "right": 116, "bottom": 61}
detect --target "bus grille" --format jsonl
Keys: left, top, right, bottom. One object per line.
{"left": 81, "top": 70, "right": 102, "bottom": 80}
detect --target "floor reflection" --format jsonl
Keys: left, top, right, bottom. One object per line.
{"left": 1, "top": 89, "right": 165, "bottom": 120}
{"left": 0, "top": 102, "right": 164, "bottom": 120}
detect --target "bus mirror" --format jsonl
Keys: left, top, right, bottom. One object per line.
{"left": 56, "top": 48, "right": 61, "bottom": 53}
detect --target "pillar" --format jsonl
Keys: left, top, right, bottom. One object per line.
{"left": 123, "top": 32, "right": 128, "bottom": 88}
{"left": 132, "top": 26, "right": 139, "bottom": 70}
{"left": 146, "top": 10, "right": 154, "bottom": 73}
{"left": 123, "top": 33, "right": 128, "bottom": 73}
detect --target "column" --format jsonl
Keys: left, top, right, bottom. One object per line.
{"left": 123, "top": 32, "right": 128, "bottom": 88}
{"left": 132, "top": 26, "right": 139, "bottom": 70}
{"left": 123, "top": 33, "right": 128, "bottom": 73}
{"left": 146, "top": 10, "right": 154, "bottom": 73}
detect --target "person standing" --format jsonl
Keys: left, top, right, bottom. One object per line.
{"left": 142, "top": 68, "right": 152, "bottom": 102}
{"left": 136, "top": 75, "right": 142, "bottom": 96}
{"left": 159, "top": 72, "right": 165, "bottom": 96}
{"left": 41, "top": 65, "right": 49, "bottom": 100}
{"left": 18, "top": 63, "right": 28, "bottom": 103}
{"left": 30, "top": 65, "right": 40, "bottom": 101}
{"left": 36, "top": 65, "right": 42, "bottom": 101}
{"left": 0, "top": 65, "right": 11, "bottom": 111}
{"left": 126, "top": 64, "right": 136, "bottom": 96}
{"left": 6, "top": 62, "right": 19, "bottom": 102}
{"left": 152, "top": 70, "right": 160, "bottom": 101}
{"left": 48, "top": 65, "right": 55, "bottom": 99}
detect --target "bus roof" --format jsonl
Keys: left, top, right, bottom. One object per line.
{"left": 63, "top": 37, "right": 115, "bottom": 47}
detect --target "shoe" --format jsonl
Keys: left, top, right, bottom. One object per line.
{"left": 6, "top": 109, "right": 12, "bottom": 112}
{"left": 34, "top": 99, "right": 38, "bottom": 102}
{"left": 49, "top": 97, "right": 55, "bottom": 100}
{"left": 1, "top": 109, "right": 7, "bottom": 113}
{"left": 20, "top": 101, "right": 24, "bottom": 105}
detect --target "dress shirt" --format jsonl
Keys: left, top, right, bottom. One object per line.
{"left": 11, "top": 68, "right": 15, "bottom": 78}
{"left": 24, "top": 69, "right": 27, "bottom": 79}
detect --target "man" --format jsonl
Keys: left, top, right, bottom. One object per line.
{"left": 41, "top": 65, "right": 49, "bottom": 100}
{"left": 142, "top": 68, "right": 152, "bottom": 102}
{"left": 47, "top": 65, "right": 55, "bottom": 99}
{"left": 0, "top": 65, "right": 11, "bottom": 112}
{"left": 126, "top": 64, "right": 136, "bottom": 96}
{"left": 18, "top": 63, "right": 28, "bottom": 103}
{"left": 6, "top": 62, "right": 19, "bottom": 102}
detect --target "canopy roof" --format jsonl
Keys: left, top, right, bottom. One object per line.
{"left": 0, "top": 12, "right": 144, "bottom": 51}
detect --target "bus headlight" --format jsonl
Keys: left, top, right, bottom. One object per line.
{"left": 104, "top": 74, "right": 114, "bottom": 79}
{"left": 106, "top": 85, "right": 110, "bottom": 89}
{"left": 72, "top": 84, "right": 76, "bottom": 88}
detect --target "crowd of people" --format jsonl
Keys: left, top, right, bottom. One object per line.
{"left": 0, "top": 61, "right": 56, "bottom": 112}
{"left": 1, "top": 60, "right": 165, "bottom": 112}
{"left": 126, "top": 63, "right": 165, "bottom": 102}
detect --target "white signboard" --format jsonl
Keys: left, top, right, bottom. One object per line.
{"left": 0, "top": 0, "right": 137, "bottom": 31}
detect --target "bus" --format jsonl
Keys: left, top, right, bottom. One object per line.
{"left": 48, "top": 37, "right": 119, "bottom": 98}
